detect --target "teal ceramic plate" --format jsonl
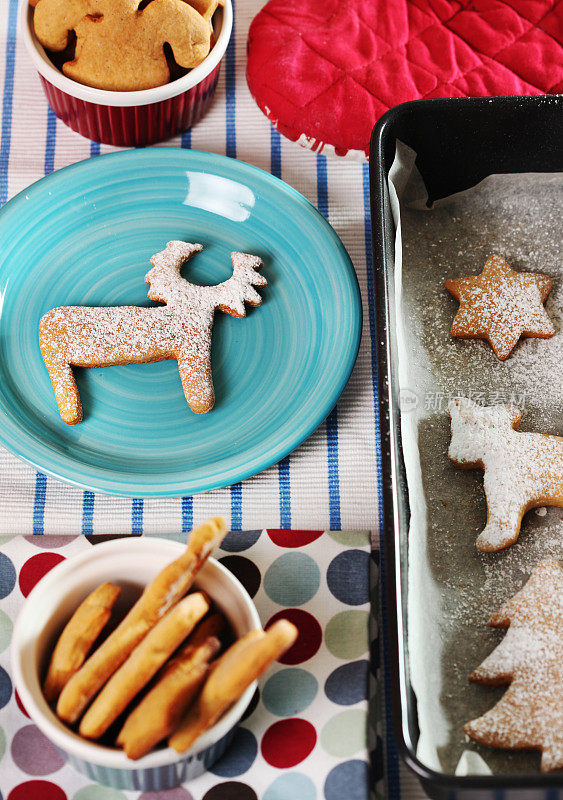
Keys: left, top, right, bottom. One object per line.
{"left": 0, "top": 150, "right": 361, "bottom": 496}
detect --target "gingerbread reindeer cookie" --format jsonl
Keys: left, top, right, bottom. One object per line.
{"left": 33, "top": 0, "right": 212, "bottom": 91}
{"left": 465, "top": 559, "right": 563, "bottom": 772}
{"left": 444, "top": 255, "right": 555, "bottom": 360}
{"left": 39, "top": 242, "right": 266, "bottom": 424}
{"left": 448, "top": 398, "right": 563, "bottom": 552}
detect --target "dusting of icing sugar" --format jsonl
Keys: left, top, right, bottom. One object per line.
{"left": 400, "top": 173, "right": 562, "bottom": 774}
{"left": 465, "top": 559, "right": 563, "bottom": 772}
{"left": 448, "top": 398, "right": 563, "bottom": 551}
{"left": 401, "top": 174, "right": 563, "bottom": 408}
{"left": 445, "top": 255, "right": 555, "bottom": 360}
{"left": 39, "top": 241, "right": 267, "bottom": 420}
{"left": 145, "top": 242, "right": 266, "bottom": 318}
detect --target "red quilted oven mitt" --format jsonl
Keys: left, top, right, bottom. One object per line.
{"left": 247, "top": 0, "right": 563, "bottom": 159}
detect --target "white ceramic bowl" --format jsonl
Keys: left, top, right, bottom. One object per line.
{"left": 11, "top": 537, "right": 260, "bottom": 790}
{"left": 20, "top": 0, "right": 233, "bottom": 145}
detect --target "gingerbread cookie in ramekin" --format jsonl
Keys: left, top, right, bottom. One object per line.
{"left": 20, "top": 0, "right": 232, "bottom": 145}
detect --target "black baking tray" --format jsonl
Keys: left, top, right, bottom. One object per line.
{"left": 369, "top": 95, "right": 563, "bottom": 799}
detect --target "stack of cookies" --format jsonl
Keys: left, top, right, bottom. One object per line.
{"left": 30, "top": 0, "right": 223, "bottom": 92}
{"left": 42, "top": 518, "right": 297, "bottom": 760}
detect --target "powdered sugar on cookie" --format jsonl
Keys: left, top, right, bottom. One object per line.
{"left": 39, "top": 241, "right": 267, "bottom": 424}
{"left": 448, "top": 398, "right": 563, "bottom": 551}
{"left": 465, "top": 559, "right": 563, "bottom": 772}
{"left": 444, "top": 255, "right": 555, "bottom": 360}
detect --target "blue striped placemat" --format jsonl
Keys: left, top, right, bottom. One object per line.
{"left": 0, "top": 0, "right": 411, "bottom": 794}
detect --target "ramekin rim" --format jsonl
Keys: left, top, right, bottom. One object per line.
{"left": 11, "top": 537, "right": 260, "bottom": 770}
{"left": 20, "top": 0, "right": 233, "bottom": 107}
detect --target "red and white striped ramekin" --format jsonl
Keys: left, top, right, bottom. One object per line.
{"left": 20, "top": 0, "right": 232, "bottom": 147}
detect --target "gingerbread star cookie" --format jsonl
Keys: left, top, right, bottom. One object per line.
{"left": 444, "top": 255, "right": 555, "bottom": 360}
{"left": 464, "top": 559, "right": 563, "bottom": 772}
{"left": 448, "top": 398, "right": 563, "bottom": 552}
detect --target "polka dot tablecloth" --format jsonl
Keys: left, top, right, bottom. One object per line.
{"left": 0, "top": 531, "right": 384, "bottom": 800}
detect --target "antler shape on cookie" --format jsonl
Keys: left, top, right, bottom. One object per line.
{"left": 448, "top": 398, "right": 563, "bottom": 552}
{"left": 465, "top": 559, "right": 563, "bottom": 772}
{"left": 145, "top": 244, "right": 266, "bottom": 317}
{"left": 39, "top": 242, "right": 266, "bottom": 424}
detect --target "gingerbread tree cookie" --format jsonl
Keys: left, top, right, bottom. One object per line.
{"left": 448, "top": 398, "right": 563, "bottom": 552}
{"left": 465, "top": 559, "right": 563, "bottom": 772}
{"left": 33, "top": 0, "right": 212, "bottom": 91}
{"left": 444, "top": 255, "right": 555, "bottom": 360}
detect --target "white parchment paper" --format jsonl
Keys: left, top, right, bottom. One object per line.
{"left": 388, "top": 143, "right": 562, "bottom": 775}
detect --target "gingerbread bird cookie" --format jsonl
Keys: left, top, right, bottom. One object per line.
{"left": 444, "top": 255, "right": 555, "bottom": 360}
{"left": 39, "top": 242, "right": 267, "bottom": 424}
{"left": 465, "top": 559, "right": 563, "bottom": 772}
{"left": 448, "top": 398, "right": 563, "bottom": 552}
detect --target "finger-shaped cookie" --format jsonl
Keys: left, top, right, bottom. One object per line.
{"left": 114, "top": 613, "right": 224, "bottom": 757}
{"left": 185, "top": 611, "right": 226, "bottom": 648}
{"left": 117, "top": 634, "right": 221, "bottom": 759}
{"left": 44, "top": 582, "right": 121, "bottom": 705}
{"left": 79, "top": 592, "right": 209, "bottom": 740}
{"left": 57, "top": 517, "right": 226, "bottom": 723}
{"left": 169, "top": 619, "right": 298, "bottom": 753}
